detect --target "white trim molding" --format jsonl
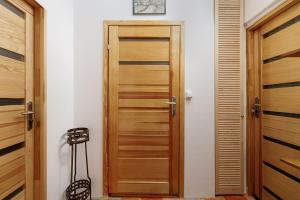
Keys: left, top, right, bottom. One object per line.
{"left": 244, "top": 0, "right": 286, "bottom": 28}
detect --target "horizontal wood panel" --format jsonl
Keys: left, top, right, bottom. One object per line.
{"left": 11, "top": 189, "right": 25, "bottom": 200}
{"left": 117, "top": 181, "right": 169, "bottom": 194}
{"left": 119, "top": 109, "right": 169, "bottom": 132}
{"left": 0, "top": 121, "right": 24, "bottom": 141}
{"left": 263, "top": 87, "right": 300, "bottom": 113}
{"left": 0, "top": 156, "right": 24, "bottom": 179}
{"left": 119, "top": 40, "right": 170, "bottom": 62}
{"left": 119, "top": 145, "right": 169, "bottom": 152}
{"left": 0, "top": 55, "right": 25, "bottom": 98}
{"left": 118, "top": 158, "right": 169, "bottom": 179}
{"left": 0, "top": 180, "right": 24, "bottom": 199}
{"left": 119, "top": 135, "right": 169, "bottom": 146}
{"left": 263, "top": 22, "right": 300, "bottom": 60}
{"left": 263, "top": 139, "right": 300, "bottom": 179}
{"left": 118, "top": 150, "right": 169, "bottom": 158}
{"left": 263, "top": 58, "right": 300, "bottom": 85}
{"left": 0, "top": 148, "right": 25, "bottom": 167}
{"left": 263, "top": 164, "right": 300, "bottom": 200}
{"left": 262, "top": 188, "right": 277, "bottom": 200}
{"left": 0, "top": 134, "right": 24, "bottom": 149}
{"left": 119, "top": 99, "right": 169, "bottom": 108}
{"left": 0, "top": 166, "right": 25, "bottom": 196}
{"left": 119, "top": 26, "right": 171, "bottom": 38}
{"left": 119, "top": 65, "right": 169, "bottom": 85}
{"left": 0, "top": 4, "right": 25, "bottom": 55}
{"left": 0, "top": 105, "right": 24, "bottom": 125}
{"left": 119, "top": 92, "right": 169, "bottom": 100}
{"left": 119, "top": 85, "right": 169, "bottom": 93}
{"left": 263, "top": 114, "right": 300, "bottom": 146}
{"left": 261, "top": 3, "right": 300, "bottom": 35}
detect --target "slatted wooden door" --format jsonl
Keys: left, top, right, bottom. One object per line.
{"left": 0, "top": 0, "right": 34, "bottom": 199}
{"left": 259, "top": 2, "right": 300, "bottom": 200}
{"left": 215, "top": 0, "right": 244, "bottom": 195}
{"left": 107, "top": 24, "right": 182, "bottom": 196}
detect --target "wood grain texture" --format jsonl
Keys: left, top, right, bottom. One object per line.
{"left": 280, "top": 158, "right": 300, "bottom": 170}
{"left": 108, "top": 25, "right": 120, "bottom": 194}
{"left": 0, "top": 166, "right": 25, "bottom": 197}
{"left": 261, "top": 2, "right": 300, "bottom": 35}
{"left": 262, "top": 188, "right": 277, "bottom": 200}
{"left": 263, "top": 139, "right": 300, "bottom": 179}
{"left": 263, "top": 164, "right": 300, "bottom": 200}
{"left": 119, "top": 40, "right": 169, "bottom": 62}
{"left": 119, "top": 65, "right": 169, "bottom": 85}
{"left": 25, "top": 11, "right": 34, "bottom": 200}
{"left": 7, "top": 0, "right": 34, "bottom": 15}
{"left": 0, "top": 0, "right": 40, "bottom": 198}
{"left": 0, "top": 180, "right": 24, "bottom": 200}
{"left": 118, "top": 158, "right": 169, "bottom": 179}
{"left": 170, "top": 26, "right": 180, "bottom": 195}
{"left": 0, "top": 4, "right": 25, "bottom": 55}
{"left": 119, "top": 26, "right": 171, "bottom": 38}
{"left": 215, "top": 0, "right": 244, "bottom": 195}
{"left": 263, "top": 87, "right": 300, "bottom": 113}
{"left": 117, "top": 181, "right": 169, "bottom": 194}
{"left": 11, "top": 189, "right": 25, "bottom": 200}
{"left": 247, "top": 1, "right": 300, "bottom": 199}
{"left": 106, "top": 22, "right": 184, "bottom": 196}
{"left": 0, "top": 55, "right": 25, "bottom": 98}
{"left": 263, "top": 58, "right": 300, "bottom": 85}
{"left": 247, "top": 0, "right": 299, "bottom": 30}
{"left": 32, "top": 4, "right": 46, "bottom": 200}
{"left": 103, "top": 21, "right": 109, "bottom": 196}
{"left": 263, "top": 22, "right": 300, "bottom": 60}
{"left": 263, "top": 114, "right": 300, "bottom": 146}
{"left": 0, "top": 105, "right": 25, "bottom": 124}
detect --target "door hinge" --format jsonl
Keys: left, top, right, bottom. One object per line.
{"left": 107, "top": 44, "right": 110, "bottom": 50}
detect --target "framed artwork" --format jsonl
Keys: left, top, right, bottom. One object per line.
{"left": 133, "top": 0, "right": 166, "bottom": 15}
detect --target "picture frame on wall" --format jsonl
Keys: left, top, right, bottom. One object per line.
{"left": 133, "top": 0, "right": 166, "bottom": 15}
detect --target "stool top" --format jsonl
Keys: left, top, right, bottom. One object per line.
{"left": 67, "top": 127, "right": 89, "bottom": 145}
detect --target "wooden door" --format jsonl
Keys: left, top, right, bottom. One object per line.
{"left": 0, "top": 0, "right": 34, "bottom": 199}
{"left": 257, "top": 2, "right": 300, "bottom": 200}
{"left": 107, "top": 24, "right": 183, "bottom": 196}
{"left": 215, "top": 0, "right": 244, "bottom": 195}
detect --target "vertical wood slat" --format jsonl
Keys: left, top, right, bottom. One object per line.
{"left": 215, "top": 0, "right": 244, "bottom": 194}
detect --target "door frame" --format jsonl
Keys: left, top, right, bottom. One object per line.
{"left": 8, "top": 0, "right": 47, "bottom": 199}
{"left": 102, "top": 21, "right": 185, "bottom": 197}
{"left": 246, "top": 0, "right": 298, "bottom": 197}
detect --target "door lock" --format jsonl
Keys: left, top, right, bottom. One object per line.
{"left": 21, "top": 101, "right": 35, "bottom": 131}
{"left": 252, "top": 97, "right": 261, "bottom": 118}
{"left": 164, "top": 96, "right": 177, "bottom": 117}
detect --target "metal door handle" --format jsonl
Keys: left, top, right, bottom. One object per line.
{"left": 164, "top": 96, "right": 176, "bottom": 117}
{"left": 20, "top": 102, "right": 34, "bottom": 131}
{"left": 21, "top": 111, "right": 35, "bottom": 115}
{"left": 164, "top": 101, "right": 176, "bottom": 105}
{"left": 252, "top": 97, "right": 261, "bottom": 118}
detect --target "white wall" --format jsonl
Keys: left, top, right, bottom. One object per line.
{"left": 74, "top": 0, "right": 215, "bottom": 198}
{"left": 36, "top": 0, "right": 74, "bottom": 199}
{"left": 244, "top": 0, "right": 284, "bottom": 25}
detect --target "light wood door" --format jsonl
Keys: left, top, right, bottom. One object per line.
{"left": 0, "top": 0, "right": 34, "bottom": 199}
{"left": 215, "top": 0, "right": 244, "bottom": 195}
{"left": 258, "top": 2, "right": 300, "bottom": 199}
{"left": 107, "top": 24, "right": 182, "bottom": 196}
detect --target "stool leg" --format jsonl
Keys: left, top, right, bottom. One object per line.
{"left": 85, "top": 142, "right": 92, "bottom": 200}
{"left": 70, "top": 145, "right": 74, "bottom": 184}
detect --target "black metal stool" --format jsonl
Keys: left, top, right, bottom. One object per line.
{"left": 66, "top": 128, "right": 92, "bottom": 200}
